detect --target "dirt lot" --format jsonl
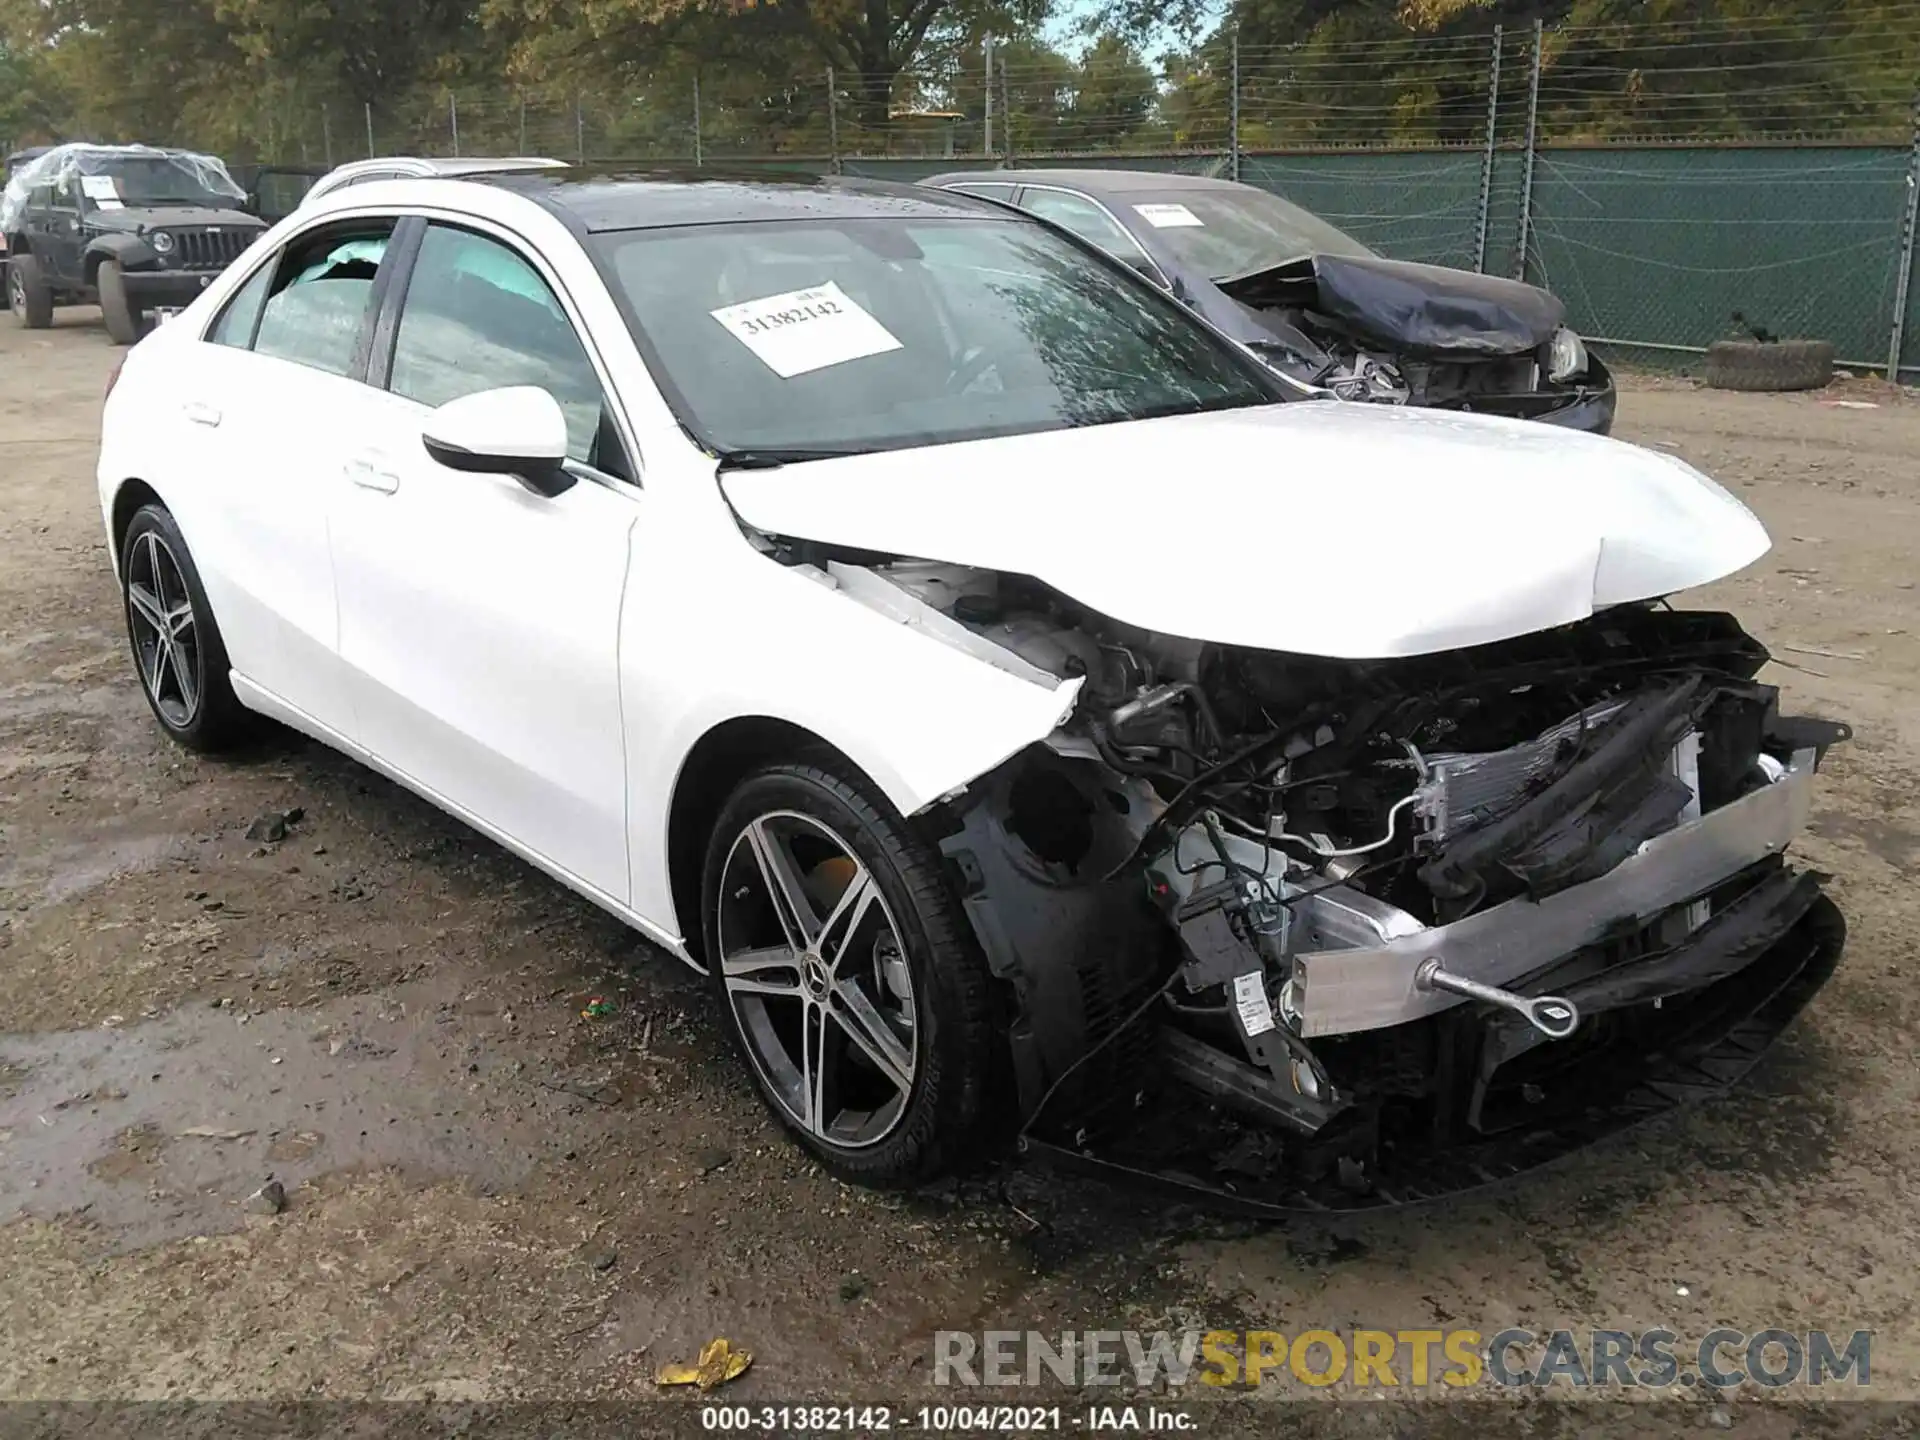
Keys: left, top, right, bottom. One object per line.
{"left": 2, "top": 310, "right": 1917, "bottom": 1429}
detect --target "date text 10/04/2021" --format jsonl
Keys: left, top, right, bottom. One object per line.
{"left": 699, "top": 1407, "right": 1193, "bottom": 1432}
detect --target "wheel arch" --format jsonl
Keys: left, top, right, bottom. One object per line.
{"left": 664, "top": 714, "right": 879, "bottom": 964}
{"left": 108, "top": 477, "right": 166, "bottom": 574}
{"left": 85, "top": 233, "right": 156, "bottom": 284}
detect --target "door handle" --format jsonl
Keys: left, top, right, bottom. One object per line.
{"left": 182, "top": 401, "right": 222, "bottom": 428}
{"left": 344, "top": 454, "right": 401, "bottom": 494}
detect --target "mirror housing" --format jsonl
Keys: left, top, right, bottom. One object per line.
{"left": 421, "top": 386, "right": 575, "bottom": 498}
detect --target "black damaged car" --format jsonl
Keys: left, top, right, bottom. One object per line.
{"left": 923, "top": 167, "right": 1616, "bottom": 435}
{"left": 2, "top": 143, "right": 267, "bottom": 345}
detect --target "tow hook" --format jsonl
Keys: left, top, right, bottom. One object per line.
{"left": 1417, "top": 959, "right": 1580, "bottom": 1040}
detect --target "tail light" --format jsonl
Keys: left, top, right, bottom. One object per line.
{"left": 105, "top": 355, "right": 127, "bottom": 402}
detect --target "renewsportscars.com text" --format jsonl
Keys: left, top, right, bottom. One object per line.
{"left": 932, "top": 1328, "right": 1872, "bottom": 1390}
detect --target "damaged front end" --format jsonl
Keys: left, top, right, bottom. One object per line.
{"left": 899, "top": 573, "right": 1846, "bottom": 1211}
{"left": 1219, "top": 253, "right": 1616, "bottom": 435}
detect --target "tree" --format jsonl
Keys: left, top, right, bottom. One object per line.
{"left": 213, "top": 0, "right": 480, "bottom": 110}
{"left": 484, "top": 0, "right": 1051, "bottom": 138}
{"left": 1161, "top": 0, "right": 1919, "bottom": 148}
{"left": 1156, "top": 45, "right": 1231, "bottom": 148}
{"left": 15, "top": 0, "right": 255, "bottom": 149}
{"left": 1070, "top": 34, "right": 1157, "bottom": 145}
{"left": 0, "top": 39, "right": 71, "bottom": 147}
{"left": 990, "top": 34, "right": 1077, "bottom": 150}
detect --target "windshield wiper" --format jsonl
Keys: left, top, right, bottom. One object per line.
{"left": 715, "top": 445, "right": 874, "bottom": 471}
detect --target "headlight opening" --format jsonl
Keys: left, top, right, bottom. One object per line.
{"left": 1548, "top": 326, "right": 1589, "bottom": 382}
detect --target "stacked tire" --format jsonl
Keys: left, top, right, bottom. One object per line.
{"left": 1704, "top": 338, "right": 1835, "bottom": 393}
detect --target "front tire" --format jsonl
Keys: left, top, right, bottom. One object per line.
{"left": 7, "top": 253, "right": 53, "bottom": 329}
{"left": 120, "top": 504, "right": 253, "bottom": 752}
{"left": 701, "top": 759, "right": 1004, "bottom": 1185}
{"left": 98, "top": 259, "right": 143, "bottom": 346}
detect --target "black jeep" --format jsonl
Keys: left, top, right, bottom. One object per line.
{"left": 2, "top": 143, "right": 266, "bottom": 344}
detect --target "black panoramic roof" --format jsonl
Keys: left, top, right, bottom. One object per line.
{"left": 479, "top": 168, "right": 1006, "bottom": 233}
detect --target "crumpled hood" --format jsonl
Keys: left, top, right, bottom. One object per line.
{"left": 88, "top": 206, "right": 264, "bottom": 234}
{"left": 1219, "top": 252, "right": 1567, "bottom": 357}
{"left": 720, "top": 403, "right": 1770, "bottom": 661}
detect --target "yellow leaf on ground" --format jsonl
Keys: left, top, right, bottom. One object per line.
{"left": 656, "top": 1337, "right": 753, "bottom": 1390}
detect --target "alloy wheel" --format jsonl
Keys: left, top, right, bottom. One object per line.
{"left": 125, "top": 530, "right": 201, "bottom": 727}
{"left": 6, "top": 265, "right": 23, "bottom": 318}
{"left": 716, "top": 811, "right": 919, "bottom": 1148}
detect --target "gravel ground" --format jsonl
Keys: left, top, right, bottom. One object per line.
{"left": 2, "top": 311, "right": 1917, "bottom": 1432}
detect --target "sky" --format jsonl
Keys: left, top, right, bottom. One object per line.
{"left": 1040, "top": 0, "right": 1208, "bottom": 61}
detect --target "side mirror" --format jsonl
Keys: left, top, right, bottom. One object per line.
{"left": 421, "top": 386, "right": 576, "bottom": 498}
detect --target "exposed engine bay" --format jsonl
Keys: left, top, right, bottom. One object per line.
{"left": 819, "top": 555, "right": 1847, "bottom": 1211}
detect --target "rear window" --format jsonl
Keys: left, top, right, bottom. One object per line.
{"left": 591, "top": 215, "right": 1275, "bottom": 459}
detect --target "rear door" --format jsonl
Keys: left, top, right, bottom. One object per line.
{"left": 172, "top": 216, "right": 406, "bottom": 734}
{"left": 329, "top": 218, "right": 640, "bottom": 902}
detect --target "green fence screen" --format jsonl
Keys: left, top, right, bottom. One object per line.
{"left": 834, "top": 144, "right": 1918, "bottom": 379}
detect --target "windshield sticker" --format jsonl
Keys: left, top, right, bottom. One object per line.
{"left": 1134, "top": 202, "right": 1204, "bottom": 229}
{"left": 81, "top": 174, "right": 125, "bottom": 208}
{"left": 709, "top": 282, "right": 902, "bottom": 378}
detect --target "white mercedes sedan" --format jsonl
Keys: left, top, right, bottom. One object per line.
{"left": 98, "top": 171, "right": 1846, "bottom": 1209}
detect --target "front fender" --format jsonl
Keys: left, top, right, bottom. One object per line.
{"left": 86, "top": 232, "right": 161, "bottom": 275}
{"left": 621, "top": 547, "right": 1083, "bottom": 942}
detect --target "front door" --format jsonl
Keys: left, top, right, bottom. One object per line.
{"left": 330, "top": 220, "right": 639, "bottom": 902}
{"left": 34, "top": 180, "right": 85, "bottom": 285}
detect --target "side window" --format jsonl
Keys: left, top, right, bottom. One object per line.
{"left": 1019, "top": 189, "right": 1157, "bottom": 276}
{"left": 388, "top": 223, "right": 616, "bottom": 471}
{"left": 252, "top": 223, "right": 395, "bottom": 378}
{"left": 948, "top": 182, "right": 1014, "bottom": 202}
{"left": 252, "top": 170, "right": 318, "bottom": 221}
{"left": 206, "top": 258, "right": 276, "bottom": 350}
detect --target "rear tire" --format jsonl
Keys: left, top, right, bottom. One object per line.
{"left": 7, "top": 252, "right": 53, "bottom": 329}
{"left": 700, "top": 759, "right": 1004, "bottom": 1185}
{"left": 98, "top": 259, "right": 143, "bottom": 346}
{"left": 120, "top": 504, "right": 254, "bottom": 752}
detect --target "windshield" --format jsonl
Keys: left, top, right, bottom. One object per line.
{"left": 1125, "top": 188, "right": 1374, "bottom": 279}
{"left": 4, "top": 145, "right": 246, "bottom": 227}
{"left": 592, "top": 215, "right": 1276, "bottom": 458}
{"left": 76, "top": 148, "right": 246, "bottom": 208}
